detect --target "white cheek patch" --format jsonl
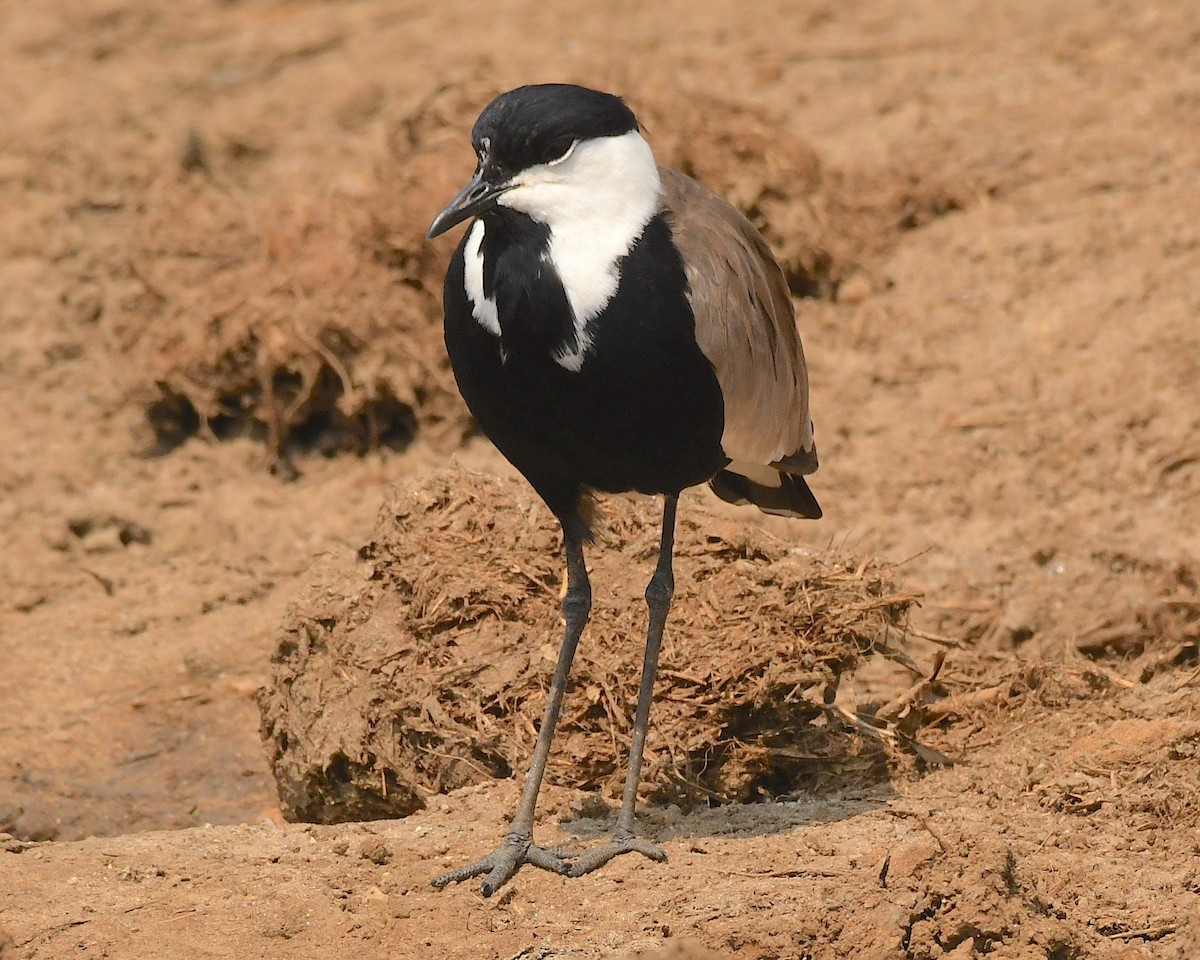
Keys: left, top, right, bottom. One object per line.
{"left": 498, "top": 131, "right": 662, "bottom": 371}
{"left": 463, "top": 220, "right": 500, "bottom": 337}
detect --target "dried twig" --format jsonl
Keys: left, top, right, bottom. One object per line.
{"left": 1103, "top": 925, "right": 1177, "bottom": 941}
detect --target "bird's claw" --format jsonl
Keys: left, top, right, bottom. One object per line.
{"left": 567, "top": 833, "right": 667, "bottom": 877}
{"left": 431, "top": 833, "right": 573, "bottom": 896}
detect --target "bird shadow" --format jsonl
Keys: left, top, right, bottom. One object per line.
{"left": 558, "top": 784, "right": 898, "bottom": 843}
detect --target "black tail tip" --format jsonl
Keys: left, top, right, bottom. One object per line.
{"left": 709, "top": 469, "right": 822, "bottom": 520}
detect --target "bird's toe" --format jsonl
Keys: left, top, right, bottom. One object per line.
{"left": 567, "top": 834, "right": 668, "bottom": 877}
{"left": 431, "top": 834, "right": 573, "bottom": 897}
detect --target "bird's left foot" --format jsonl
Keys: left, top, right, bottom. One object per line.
{"left": 567, "top": 833, "right": 667, "bottom": 877}
{"left": 431, "top": 832, "right": 572, "bottom": 896}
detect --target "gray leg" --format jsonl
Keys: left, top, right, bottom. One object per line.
{"left": 569, "top": 494, "right": 677, "bottom": 877}
{"left": 432, "top": 528, "right": 591, "bottom": 896}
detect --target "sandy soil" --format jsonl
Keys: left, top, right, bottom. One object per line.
{"left": 2, "top": 0, "right": 1198, "bottom": 957}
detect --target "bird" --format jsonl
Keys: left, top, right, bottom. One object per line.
{"left": 426, "top": 83, "right": 821, "bottom": 897}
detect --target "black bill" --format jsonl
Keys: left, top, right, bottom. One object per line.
{"left": 427, "top": 169, "right": 512, "bottom": 239}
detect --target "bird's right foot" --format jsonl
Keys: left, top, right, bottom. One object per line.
{"left": 430, "top": 832, "right": 572, "bottom": 897}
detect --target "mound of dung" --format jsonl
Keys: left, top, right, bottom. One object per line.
{"left": 258, "top": 467, "right": 916, "bottom": 823}
{"left": 124, "top": 176, "right": 463, "bottom": 461}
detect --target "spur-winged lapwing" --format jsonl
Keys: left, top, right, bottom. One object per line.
{"left": 426, "top": 84, "right": 821, "bottom": 896}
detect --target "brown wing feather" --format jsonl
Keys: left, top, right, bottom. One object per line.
{"left": 659, "top": 168, "right": 817, "bottom": 471}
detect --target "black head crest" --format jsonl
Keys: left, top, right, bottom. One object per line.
{"left": 472, "top": 84, "right": 639, "bottom": 174}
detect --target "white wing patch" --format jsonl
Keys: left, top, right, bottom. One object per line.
{"left": 463, "top": 220, "right": 500, "bottom": 337}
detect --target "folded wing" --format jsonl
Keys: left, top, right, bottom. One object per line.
{"left": 660, "top": 168, "right": 821, "bottom": 519}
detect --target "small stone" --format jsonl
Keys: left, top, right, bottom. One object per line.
{"left": 574, "top": 794, "right": 612, "bottom": 819}
{"left": 360, "top": 838, "right": 391, "bottom": 865}
{"left": 886, "top": 837, "right": 940, "bottom": 882}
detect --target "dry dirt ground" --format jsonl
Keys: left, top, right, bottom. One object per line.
{"left": 2, "top": 0, "right": 1199, "bottom": 957}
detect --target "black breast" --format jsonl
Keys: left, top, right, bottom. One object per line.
{"left": 443, "top": 212, "right": 726, "bottom": 533}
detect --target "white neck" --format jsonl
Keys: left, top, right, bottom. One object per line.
{"left": 497, "top": 130, "right": 661, "bottom": 370}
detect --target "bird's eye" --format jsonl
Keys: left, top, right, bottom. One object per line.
{"left": 545, "top": 139, "right": 579, "bottom": 167}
